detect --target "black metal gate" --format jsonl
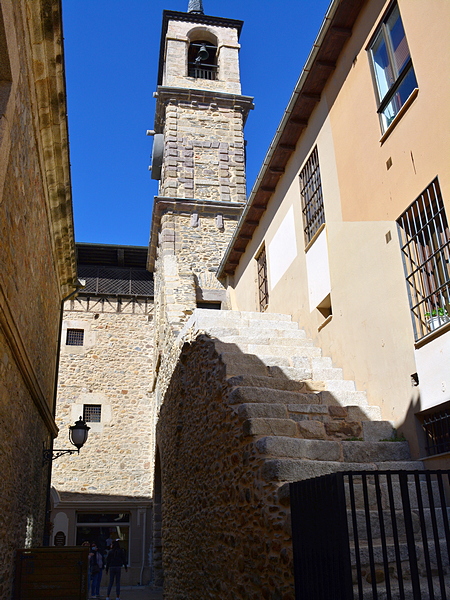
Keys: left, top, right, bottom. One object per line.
{"left": 290, "top": 470, "right": 450, "bottom": 600}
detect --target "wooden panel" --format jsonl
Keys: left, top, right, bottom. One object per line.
{"left": 14, "top": 547, "right": 89, "bottom": 600}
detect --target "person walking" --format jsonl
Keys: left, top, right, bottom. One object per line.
{"left": 89, "top": 543, "right": 104, "bottom": 598}
{"left": 105, "top": 539, "right": 128, "bottom": 600}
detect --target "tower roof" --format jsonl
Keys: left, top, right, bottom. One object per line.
{"left": 187, "top": 0, "right": 204, "bottom": 14}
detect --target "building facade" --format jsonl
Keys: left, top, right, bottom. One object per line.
{"left": 0, "top": 0, "right": 77, "bottom": 597}
{"left": 50, "top": 244, "right": 155, "bottom": 586}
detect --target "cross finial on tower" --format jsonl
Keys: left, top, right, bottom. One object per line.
{"left": 187, "top": 0, "right": 204, "bottom": 14}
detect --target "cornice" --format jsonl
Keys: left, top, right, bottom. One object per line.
{"left": 154, "top": 86, "right": 254, "bottom": 132}
{"left": 147, "top": 196, "right": 245, "bottom": 271}
{"left": 25, "top": 0, "right": 77, "bottom": 297}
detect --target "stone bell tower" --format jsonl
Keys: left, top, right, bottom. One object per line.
{"left": 148, "top": 0, "right": 253, "bottom": 375}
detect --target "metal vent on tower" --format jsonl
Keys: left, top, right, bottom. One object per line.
{"left": 187, "top": 0, "right": 204, "bottom": 14}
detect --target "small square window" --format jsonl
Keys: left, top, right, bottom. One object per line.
{"left": 66, "top": 329, "right": 84, "bottom": 346}
{"left": 83, "top": 404, "right": 101, "bottom": 423}
{"left": 368, "top": 3, "right": 418, "bottom": 132}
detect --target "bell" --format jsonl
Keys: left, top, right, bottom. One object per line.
{"left": 197, "top": 44, "right": 209, "bottom": 62}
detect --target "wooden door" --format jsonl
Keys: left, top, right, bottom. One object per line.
{"left": 14, "top": 547, "right": 89, "bottom": 600}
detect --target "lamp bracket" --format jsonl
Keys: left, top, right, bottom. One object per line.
{"left": 43, "top": 446, "right": 80, "bottom": 464}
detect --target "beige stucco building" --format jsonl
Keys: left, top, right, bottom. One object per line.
{"left": 220, "top": 0, "right": 450, "bottom": 464}
{"left": 0, "top": 0, "right": 76, "bottom": 597}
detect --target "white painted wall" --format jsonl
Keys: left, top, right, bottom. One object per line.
{"left": 267, "top": 206, "right": 298, "bottom": 290}
{"left": 415, "top": 332, "right": 450, "bottom": 411}
{"left": 305, "top": 228, "right": 331, "bottom": 311}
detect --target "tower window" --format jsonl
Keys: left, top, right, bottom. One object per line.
{"left": 66, "top": 329, "right": 84, "bottom": 346}
{"left": 188, "top": 40, "right": 217, "bottom": 80}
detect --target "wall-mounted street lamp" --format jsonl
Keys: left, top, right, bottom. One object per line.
{"left": 43, "top": 417, "right": 90, "bottom": 463}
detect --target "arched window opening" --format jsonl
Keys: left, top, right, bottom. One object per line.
{"left": 188, "top": 40, "right": 217, "bottom": 80}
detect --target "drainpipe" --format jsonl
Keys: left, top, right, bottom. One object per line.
{"left": 43, "top": 279, "right": 85, "bottom": 547}
{"left": 139, "top": 508, "right": 147, "bottom": 585}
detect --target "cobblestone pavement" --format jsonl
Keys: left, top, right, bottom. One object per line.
{"left": 95, "top": 585, "right": 163, "bottom": 600}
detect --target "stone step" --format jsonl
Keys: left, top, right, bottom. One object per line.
{"left": 349, "top": 507, "right": 450, "bottom": 541}
{"left": 236, "top": 403, "right": 290, "bottom": 419}
{"left": 262, "top": 459, "right": 424, "bottom": 483}
{"left": 236, "top": 404, "right": 387, "bottom": 435}
{"left": 350, "top": 538, "right": 450, "bottom": 573}
{"left": 250, "top": 345, "right": 322, "bottom": 359}
{"left": 196, "top": 313, "right": 300, "bottom": 331}
{"left": 312, "top": 366, "right": 344, "bottom": 380}
{"left": 256, "top": 436, "right": 411, "bottom": 463}
{"left": 227, "top": 375, "right": 324, "bottom": 393}
{"left": 243, "top": 418, "right": 298, "bottom": 438}
{"left": 216, "top": 336, "right": 314, "bottom": 349}
{"left": 287, "top": 402, "right": 380, "bottom": 422}
{"left": 228, "top": 385, "right": 323, "bottom": 405}
{"left": 242, "top": 416, "right": 394, "bottom": 442}
{"left": 194, "top": 308, "right": 294, "bottom": 324}
{"left": 358, "top": 581, "right": 450, "bottom": 600}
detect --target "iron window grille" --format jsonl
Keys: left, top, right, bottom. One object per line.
{"left": 423, "top": 408, "right": 450, "bottom": 456}
{"left": 83, "top": 404, "right": 101, "bottom": 423}
{"left": 397, "top": 178, "right": 450, "bottom": 340}
{"left": 256, "top": 247, "right": 269, "bottom": 311}
{"left": 299, "top": 147, "right": 324, "bottom": 245}
{"left": 368, "top": 2, "right": 418, "bottom": 132}
{"left": 66, "top": 329, "right": 84, "bottom": 346}
{"left": 77, "top": 265, "right": 154, "bottom": 298}
{"left": 188, "top": 40, "right": 217, "bottom": 80}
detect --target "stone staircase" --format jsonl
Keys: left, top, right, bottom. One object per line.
{"left": 181, "top": 309, "right": 450, "bottom": 597}
{"left": 187, "top": 308, "right": 418, "bottom": 481}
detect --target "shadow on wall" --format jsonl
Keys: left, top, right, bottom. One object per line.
{"left": 153, "top": 331, "right": 412, "bottom": 600}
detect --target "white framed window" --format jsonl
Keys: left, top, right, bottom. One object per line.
{"left": 368, "top": 3, "right": 417, "bottom": 132}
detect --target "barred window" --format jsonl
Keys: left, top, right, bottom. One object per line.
{"left": 299, "top": 147, "right": 324, "bottom": 245}
{"left": 83, "top": 404, "right": 101, "bottom": 423}
{"left": 66, "top": 329, "right": 84, "bottom": 346}
{"left": 397, "top": 178, "right": 450, "bottom": 340}
{"left": 256, "top": 246, "right": 269, "bottom": 312}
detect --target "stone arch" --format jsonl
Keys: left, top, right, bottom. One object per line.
{"left": 152, "top": 446, "right": 163, "bottom": 586}
{"left": 186, "top": 27, "right": 218, "bottom": 80}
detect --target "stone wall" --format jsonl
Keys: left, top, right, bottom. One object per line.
{"left": 159, "top": 95, "right": 247, "bottom": 204}
{"left": 152, "top": 208, "right": 240, "bottom": 406}
{"left": 0, "top": 0, "right": 76, "bottom": 597}
{"left": 0, "top": 329, "right": 51, "bottom": 599}
{"left": 156, "top": 336, "right": 294, "bottom": 600}
{"left": 52, "top": 302, "right": 155, "bottom": 497}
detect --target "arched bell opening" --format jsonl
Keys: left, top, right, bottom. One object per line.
{"left": 188, "top": 39, "right": 218, "bottom": 80}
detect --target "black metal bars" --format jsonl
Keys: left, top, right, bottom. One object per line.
{"left": 290, "top": 470, "right": 450, "bottom": 600}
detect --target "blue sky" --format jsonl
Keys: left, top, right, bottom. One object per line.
{"left": 62, "top": 0, "right": 331, "bottom": 246}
